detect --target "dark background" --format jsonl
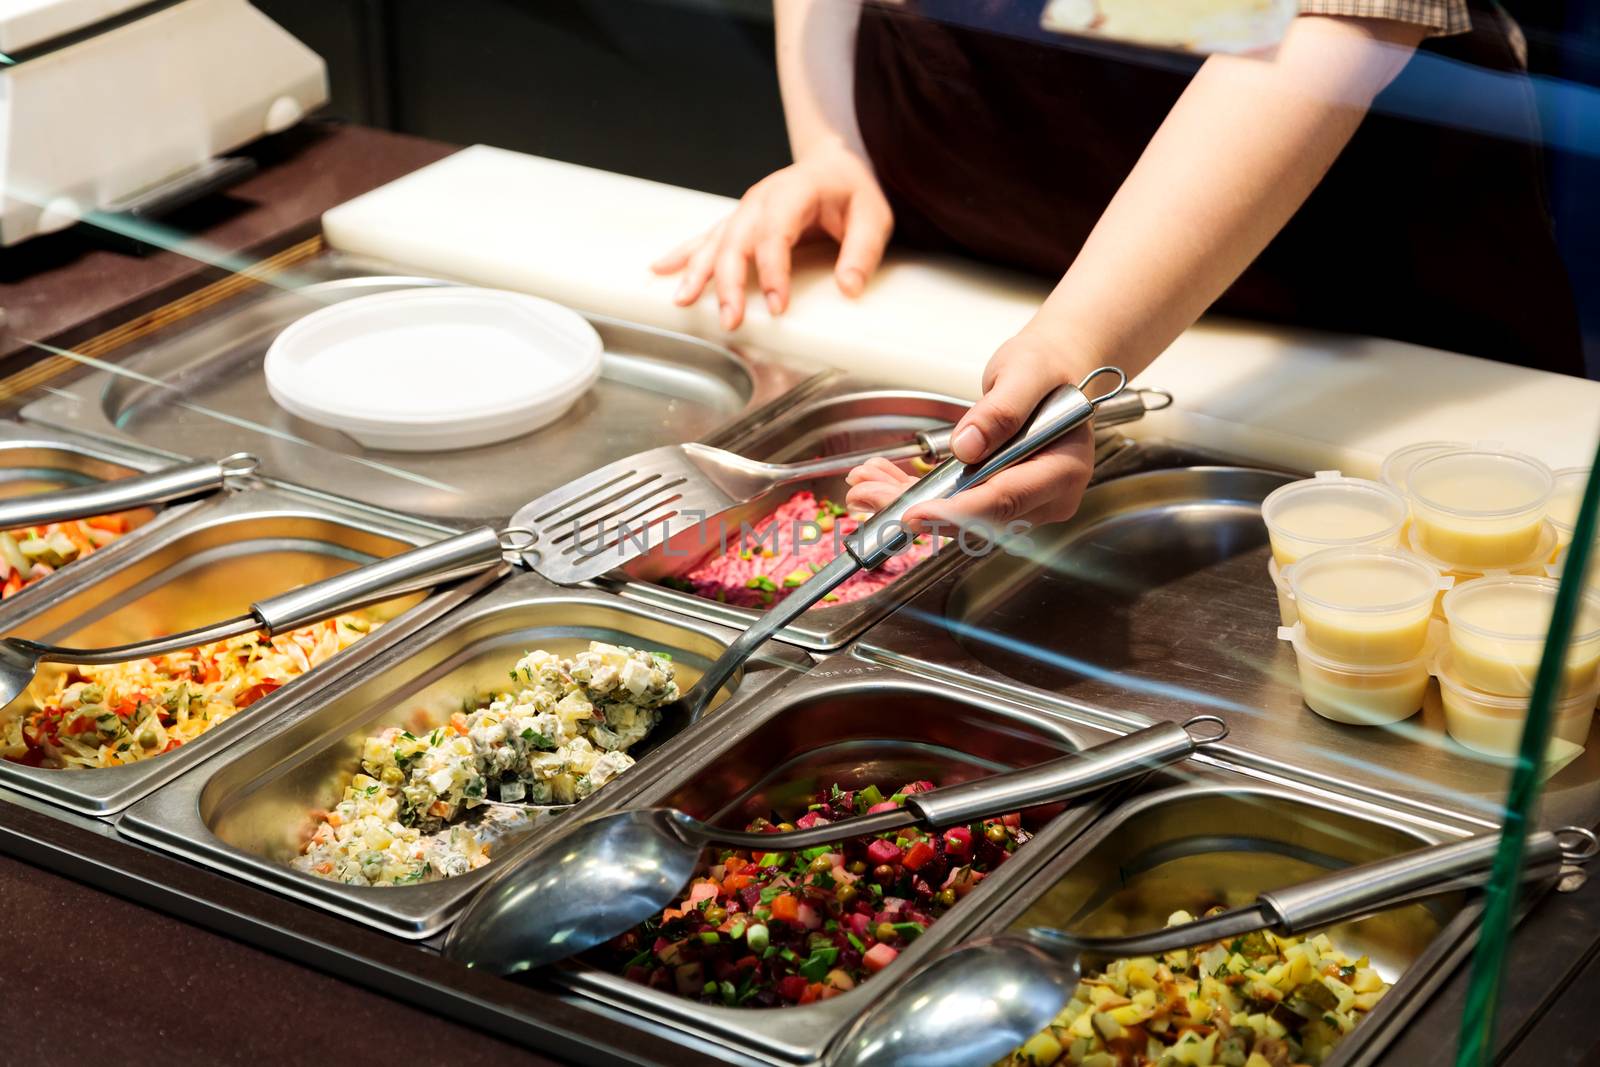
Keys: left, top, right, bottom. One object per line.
{"left": 253, "top": 0, "right": 1600, "bottom": 378}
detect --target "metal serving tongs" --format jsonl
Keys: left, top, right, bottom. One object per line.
{"left": 0, "top": 453, "right": 261, "bottom": 530}
{"left": 828, "top": 826, "right": 1600, "bottom": 1067}
{"left": 444, "top": 715, "right": 1228, "bottom": 974}
{"left": 512, "top": 373, "right": 1159, "bottom": 585}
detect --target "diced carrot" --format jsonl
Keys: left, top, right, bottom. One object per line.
{"left": 769, "top": 893, "right": 799, "bottom": 922}
{"left": 450, "top": 712, "right": 470, "bottom": 734}
{"left": 85, "top": 514, "right": 127, "bottom": 534}
{"left": 723, "top": 873, "right": 754, "bottom": 893}
{"left": 429, "top": 800, "right": 451, "bottom": 817}
{"left": 327, "top": 812, "right": 342, "bottom": 828}
{"left": 60, "top": 524, "right": 94, "bottom": 555}
{"left": 314, "top": 862, "right": 333, "bottom": 874}
{"left": 723, "top": 856, "right": 748, "bottom": 875}
{"left": 661, "top": 909, "right": 684, "bottom": 921}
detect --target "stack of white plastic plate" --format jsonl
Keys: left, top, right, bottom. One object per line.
{"left": 264, "top": 287, "right": 603, "bottom": 452}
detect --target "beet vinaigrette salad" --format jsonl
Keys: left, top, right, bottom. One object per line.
{"left": 666, "top": 491, "right": 937, "bottom": 609}
{"left": 588, "top": 779, "right": 1030, "bottom": 1008}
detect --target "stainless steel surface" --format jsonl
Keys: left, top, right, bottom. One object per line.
{"left": 950, "top": 771, "right": 1499, "bottom": 1067}
{"left": 535, "top": 662, "right": 1125, "bottom": 1064}
{"left": 0, "top": 423, "right": 174, "bottom": 613}
{"left": 20, "top": 256, "right": 814, "bottom": 526}
{"left": 849, "top": 368, "right": 1125, "bottom": 569}
{"left": 253, "top": 525, "right": 507, "bottom": 631}
{"left": 854, "top": 458, "right": 1600, "bottom": 828}
{"left": 831, "top": 827, "right": 1570, "bottom": 1067}
{"left": 0, "top": 487, "right": 470, "bottom": 815}
{"left": 446, "top": 719, "right": 1214, "bottom": 975}
{"left": 606, "top": 388, "right": 975, "bottom": 651}
{"left": 116, "top": 574, "right": 812, "bottom": 940}
{"left": 0, "top": 453, "right": 255, "bottom": 529}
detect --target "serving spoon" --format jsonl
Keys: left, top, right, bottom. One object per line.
{"left": 443, "top": 715, "right": 1227, "bottom": 973}
{"left": 0, "top": 525, "right": 513, "bottom": 711}
{"left": 826, "top": 826, "right": 1598, "bottom": 1067}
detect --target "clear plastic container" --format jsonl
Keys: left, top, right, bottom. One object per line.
{"left": 1278, "top": 623, "right": 1432, "bottom": 725}
{"left": 1406, "top": 448, "right": 1554, "bottom": 569}
{"left": 1548, "top": 545, "right": 1600, "bottom": 595}
{"left": 1435, "top": 650, "right": 1596, "bottom": 758}
{"left": 1285, "top": 547, "right": 1448, "bottom": 663}
{"left": 1409, "top": 521, "right": 1557, "bottom": 620}
{"left": 1548, "top": 467, "right": 1592, "bottom": 551}
{"left": 1380, "top": 440, "right": 1464, "bottom": 499}
{"left": 1441, "top": 575, "right": 1600, "bottom": 697}
{"left": 1267, "top": 557, "right": 1297, "bottom": 626}
{"left": 1260, "top": 471, "right": 1407, "bottom": 566}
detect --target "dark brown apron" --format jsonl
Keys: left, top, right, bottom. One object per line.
{"left": 854, "top": 1, "right": 1585, "bottom": 377}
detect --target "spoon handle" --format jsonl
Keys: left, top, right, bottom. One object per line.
{"left": 0, "top": 454, "right": 257, "bottom": 530}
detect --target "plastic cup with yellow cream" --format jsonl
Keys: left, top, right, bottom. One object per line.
{"left": 1435, "top": 649, "right": 1596, "bottom": 758}
{"left": 1406, "top": 448, "right": 1553, "bottom": 569}
{"left": 1279, "top": 623, "right": 1432, "bottom": 726}
{"left": 1441, "top": 575, "right": 1600, "bottom": 697}
{"left": 1268, "top": 557, "right": 1297, "bottom": 626}
{"left": 1285, "top": 547, "right": 1448, "bottom": 664}
{"left": 1548, "top": 467, "right": 1592, "bottom": 552}
{"left": 1260, "top": 471, "right": 1407, "bottom": 567}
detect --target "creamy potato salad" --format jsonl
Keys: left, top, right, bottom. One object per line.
{"left": 296, "top": 642, "right": 678, "bottom": 887}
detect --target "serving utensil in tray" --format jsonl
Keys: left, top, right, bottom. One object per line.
{"left": 830, "top": 826, "right": 1599, "bottom": 1067}
{"left": 445, "top": 715, "right": 1228, "bottom": 973}
{"left": 513, "top": 374, "right": 1157, "bottom": 586}
{"left": 0, "top": 453, "right": 259, "bottom": 531}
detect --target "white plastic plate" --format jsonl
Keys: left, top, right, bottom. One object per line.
{"left": 265, "top": 287, "right": 603, "bottom": 452}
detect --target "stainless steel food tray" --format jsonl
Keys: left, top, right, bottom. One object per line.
{"left": 956, "top": 767, "right": 1507, "bottom": 1067}
{"left": 855, "top": 459, "right": 1600, "bottom": 830}
{"left": 20, "top": 254, "right": 819, "bottom": 527}
{"left": 0, "top": 485, "right": 490, "bottom": 815}
{"left": 118, "top": 573, "right": 813, "bottom": 939}
{"left": 0, "top": 422, "right": 183, "bottom": 615}
{"left": 485, "top": 657, "right": 1132, "bottom": 1064}
{"left": 602, "top": 386, "right": 975, "bottom": 650}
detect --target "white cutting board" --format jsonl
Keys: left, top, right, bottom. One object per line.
{"left": 322, "top": 145, "right": 1600, "bottom": 474}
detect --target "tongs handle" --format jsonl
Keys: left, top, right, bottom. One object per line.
{"left": 1261, "top": 828, "right": 1572, "bottom": 934}
{"left": 702, "top": 719, "right": 1224, "bottom": 851}
{"left": 848, "top": 368, "right": 1128, "bottom": 569}
{"left": 0, "top": 454, "right": 258, "bottom": 531}
{"left": 906, "top": 718, "right": 1219, "bottom": 828}
{"left": 252, "top": 526, "right": 508, "bottom": 633}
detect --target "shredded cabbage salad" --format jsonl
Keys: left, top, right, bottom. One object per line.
{"left": 296, "top": 641, "right": 678, "bottom": 887}
{"left": 1, "top": 614, "right": 375, "bottom": 770}
{"left": 0, "top": 514, "right": 130, "bottom": 598}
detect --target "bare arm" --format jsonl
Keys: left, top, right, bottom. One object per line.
{"left": 775, "top": 0, "right": 867, "bottom": 161}
{"left": 849, "top": 16, "right": 1431, "bottom": 531}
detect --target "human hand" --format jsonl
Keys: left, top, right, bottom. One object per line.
{"left": 651, "top": 141, "right": 892, "bottom": 331}
{"left": 845, "top": 335, "right": 1098, "bottom": 536}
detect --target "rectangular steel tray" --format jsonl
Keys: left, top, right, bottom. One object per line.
{"left": 964, "top": 767, "right": 1497, "bottom": 1067}
{"left": 19, "top": 254, "right": 819, "bottom": 527}
{"left": 602, "top": 386, "right": 974, "bottom": 650}
{"left": 117, "top": 574, "right": 813, "bottom": 939}
{"left": 854, "top": 450, "right": 1600, "bottom": 832}
{"left": 504, "top": 659, "right": 1128, "bottom": 1064}
{"left": 0, "top": 485, "right": 486, "bottom": 815}
{"left": 0, "top": 422, "right": 180, "bottom": 614}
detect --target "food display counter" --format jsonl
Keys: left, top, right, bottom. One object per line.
{"left": 2, "top": 129, "right": 1598, "bottom": 1067}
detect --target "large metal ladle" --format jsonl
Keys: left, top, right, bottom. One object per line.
{"left": 826, "top": 826, "right": 1597, "bottom": 1067}
{"left": 444, "top": 716, "right": 1227, "bottom": 974}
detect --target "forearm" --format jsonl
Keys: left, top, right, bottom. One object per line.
{"left": 1027, "top": 16, "right": 1427, "bottom": 379}
{"left": 774, "top": 0, "right": 867, "bottom": 161}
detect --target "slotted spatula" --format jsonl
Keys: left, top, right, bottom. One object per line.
{"left": 511, "top": 387, "right": 1168, "bottom": 585}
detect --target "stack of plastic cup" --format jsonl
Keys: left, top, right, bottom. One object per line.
{"left": 1260, "top": 471, "right": 1407, "bottom": 627}
{"left": 1436, "top": 576, "right": 1600, "bottom": 756}
{"left": 1278, "top": 547, "right": 1447, "bottom": 725}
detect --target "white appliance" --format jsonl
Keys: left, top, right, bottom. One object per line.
{"left": 0, "top": 0, "right": 328, "bottom": 245}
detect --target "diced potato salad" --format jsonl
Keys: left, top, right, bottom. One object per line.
{"left": 1000, "top": 909, "right": 1391, "bottom": 1067}
{"left": 295, "top": 641, "right": 678, "bottom": 887}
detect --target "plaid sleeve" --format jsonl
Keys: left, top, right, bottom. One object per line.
{"left": 1298, "top": 0, "right": 1472, "bottom": 37}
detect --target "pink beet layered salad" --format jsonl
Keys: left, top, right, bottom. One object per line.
{"left": 666, "top": 491, "right": 937, "bottom": 609}
{"left": 588, "top": 779, "right": 1030, "bottom": 1008}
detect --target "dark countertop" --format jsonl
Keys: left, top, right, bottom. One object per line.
{"left": 0, "top": 852, "right": 545, "bottom": 1066}
{"left": 0, "top": 123, "right": 456, "bottom": 372}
